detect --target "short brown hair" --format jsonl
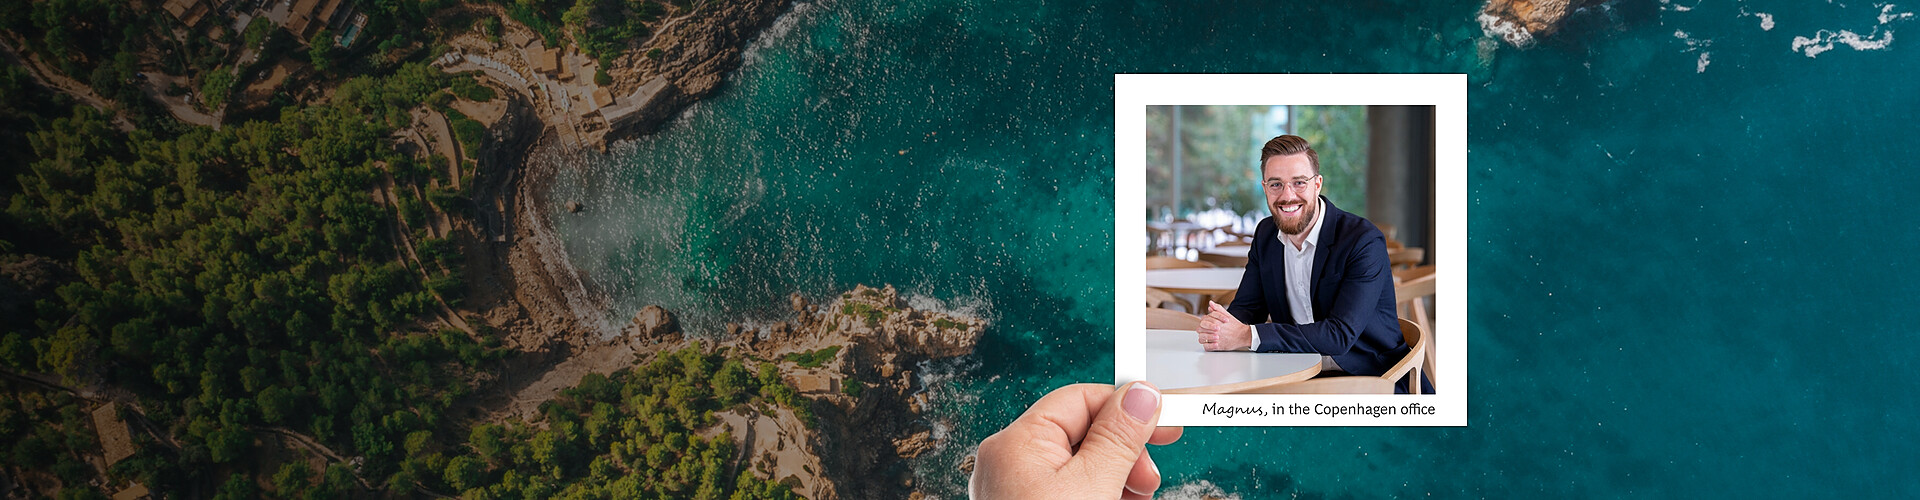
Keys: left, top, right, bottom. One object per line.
{"left": 1260, "top": 135, "right": 1320, "bottom": 175}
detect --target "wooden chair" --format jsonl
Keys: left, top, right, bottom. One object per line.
{"left": 1387, "top": 247, "right": 1424, "bottom": 269}
{"left": 1145, "top": 255, "right": 1215, "bottom": 270}
{"left": 1145, "top": 287, "right": 1192, "bottom": 313}
{"left": 1255, "top": 376, "right": 1394, "bottom": 394}
{"left": 1145, "top": 308, "right": 1203, "bottom": 330}
{"left": 1394, "top": 265, "right": 1436, "bottom": 389}
{"left": 1207, "top": 289, "right": 1238, "bottom": 310}
{"left": 1196, "top": 252, "right": 1247, "bottom": 268}
{"left": 1251, "top": 318, "right": 1427, "bottom": 394}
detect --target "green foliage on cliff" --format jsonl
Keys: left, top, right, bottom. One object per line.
{"left": 451, "top": 74, "right": 497, "bottom": 102}
{"left": 561, "top": 0, "right": 664, "bottom": 66}
{"left": 506, "top": 0, "right": 568, "bottom": 47}
{"left": 781, "top": 346, "right": 842, "bottom": 368}
{"left": 439, "top": 106, "right": 486, "bottom": 160}
{"left": 0, "top": 62, "right": 508, "bottom": 496}
{"left": 841, "top": 302, "right": 885, "bottom": 327}
{"left": 442, "top": 345, "right": 800, "bottom": 499}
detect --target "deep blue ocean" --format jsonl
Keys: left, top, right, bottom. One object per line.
{"left": 543, "top": 0, "right": 1920, "bottom": 497}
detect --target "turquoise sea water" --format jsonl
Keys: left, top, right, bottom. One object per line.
{"left": 545, "top": 0, "right": 1920, "bottom": 497}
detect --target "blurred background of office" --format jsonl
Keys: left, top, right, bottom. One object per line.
{"left": 1144, "top": 105, "right": 1435, "bottom": 264}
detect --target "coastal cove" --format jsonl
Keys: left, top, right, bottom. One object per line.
{"left": 0, "top": 0, "right": 1004, "bottom": 496}
{"left": 7, "top": 0, "right": 1920, "bottom": 496}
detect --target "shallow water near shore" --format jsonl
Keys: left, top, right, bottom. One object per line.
{"left": 544, "top": 0, "right": 1920, "bottom": 496}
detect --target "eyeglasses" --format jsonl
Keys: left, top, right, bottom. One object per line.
{"left": 1263, "top": 175, "right": 1319, "bottom": 192}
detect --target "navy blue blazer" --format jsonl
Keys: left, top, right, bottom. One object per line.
{"left": 1226, "top": 197, "right": 1410, "bottom": 378}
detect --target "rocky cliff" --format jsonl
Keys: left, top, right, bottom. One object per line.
{"left": 602, "top": 0, "right": 793, "bottom": 143}
{"left": 1479, "top": 0, "right": 1610, "bottom": 46}
{"left": 620, "top": 284, "right": 986, "bottom": 499}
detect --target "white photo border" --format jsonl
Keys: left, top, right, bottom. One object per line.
{"left": 1114, "top": 74, "right": 1467, "bottom": 426}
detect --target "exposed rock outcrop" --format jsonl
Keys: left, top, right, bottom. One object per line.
{"left": 1479, "top": 0, "right": 1609, "bottom": 47}
{"left": 604, "top": 0, "right": 792, "bottom": 142}
{"left": 696, "top": 284, "right": 986, "bottom": 499}
{"left": 628, "top": 305, "right": 684, "bottom": 345}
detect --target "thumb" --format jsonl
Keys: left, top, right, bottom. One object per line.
{"left": 1061, "top": 381, "right": 1162, "bottom": 492}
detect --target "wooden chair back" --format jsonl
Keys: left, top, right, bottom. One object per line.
{"left": 1145, "top": 287, "right": 1192, "bottom": 313}
{"left": 1251, "top": 318, "right": 1426, "bottom": 395}
{"left": 1145, "top": 308, "right": 1203, "bottom": 330}
{"left": 1393, "top": 265, "right": 1436, "bottom": 388}
{"left": 1209, "top": 289, "right": 1238, "bottom": 310}
{"left": 1387, "top": 247, "right": 1424, "bottom": 269}
{"left": 1384, "top": 317, "right": 1428, "bottom": 394}
{"left": 1196, "top": 252, "right": 1247, "bottom": 268}
{"left": 1146, "top": 256, "right": 1215, "bottom": 270}
{"left": 1258, "top": 376, "right": 1395, "bottom": 394}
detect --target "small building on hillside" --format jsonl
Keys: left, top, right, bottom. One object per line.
{"left": 161, "top": 0, "right": 213, "bottom": 27}
{"left": 92, "top": 403, "right": 136, "bottom": 467}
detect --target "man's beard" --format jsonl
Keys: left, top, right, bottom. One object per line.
{"left": 1275, "top": 198, "right": 1317, "bottom": 235}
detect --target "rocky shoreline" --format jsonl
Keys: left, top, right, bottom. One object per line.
{"left": 623, "top": 285, "right": 986, "bottom": 499}
{"left": 1478, "top": 0, "right": 1609, "bottom": 47}
{"left": 456, "top": 0, "right": 795, "bottom": 356}
{"left": 449, "top": 1, "right": 987, "bottom": 497}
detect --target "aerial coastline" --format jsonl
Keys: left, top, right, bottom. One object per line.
{"left": 0, "top": 0, "right": 983, "bottom": 497}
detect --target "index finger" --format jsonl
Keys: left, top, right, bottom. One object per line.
{"left": 1205, "top": 306, "right": 1236, "bottom": 323}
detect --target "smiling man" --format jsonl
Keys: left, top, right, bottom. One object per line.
{"left": 1194, "top": 135, "right": 1427, "bottom": 393}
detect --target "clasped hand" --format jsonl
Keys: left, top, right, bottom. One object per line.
{"left": 1194, "top": 302, "right": 1252, "bottom": 351}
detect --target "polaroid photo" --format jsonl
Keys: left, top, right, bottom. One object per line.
{"left": 1115, "top": 74, "right": 1466, "bottom": 426}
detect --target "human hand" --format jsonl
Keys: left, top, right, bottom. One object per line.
{"left": 970, "top": 382, "right": 1184, "bottom": 499}
{"left": 1196, "top": 302, "right": 1252, "bottom": 351}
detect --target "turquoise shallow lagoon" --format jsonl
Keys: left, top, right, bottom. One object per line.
{"left": 545, "top": 0, "right": 1920, "bottom": 496}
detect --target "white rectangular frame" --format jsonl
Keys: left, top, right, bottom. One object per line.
{"left": 1115, "top": 74, "right": 1467, "bottom": 426}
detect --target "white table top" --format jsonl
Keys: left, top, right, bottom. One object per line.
{"left": 1144, "top": 329, "right": 1323, "bottom": 393}
{"left": 1144, "top": 268, "right": 1246, "bottom": 294}
{"left": 1200, "top": 245, "right": 1251, "bottom": 258}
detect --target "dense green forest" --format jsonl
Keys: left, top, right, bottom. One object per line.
{"left": 0, "top": 61, "right": 507, "bottom": 496}
{"left": 447, "top": 345, "right": 804, "bottom": 499}
{"left": 0, "top": 61, "right": 806, "bottom": 498}
{"left": 0, "top": 0, "right": 798, "bottom": 495}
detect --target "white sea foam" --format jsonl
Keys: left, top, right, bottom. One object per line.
{"left": 1157, "top": 480, "right": 1241, "bottom": 500}
{"left": 1792, "top": 4, "right": 1914, "bottom": 57}
{"left": 1671, "top": 29, "right": 1713, "bottom": 71}
{"left": 1882, "top": 3, "right": 1916, "bottom": 23}
{"left": 905, "top": 292, "right": 996, "bottom": 325}
{"left": 1758, "top": 13, "right": 1777, "bottom": 31}
{"left": 1478, "top": 12, "right": 1535, "bottom": 48}
{"left": 742, "top": 0, "right": 822, "bottom": 66}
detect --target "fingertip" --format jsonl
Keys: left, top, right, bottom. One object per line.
{"left": 1121, "top": 381, "right": 1161, "bottom": 424}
